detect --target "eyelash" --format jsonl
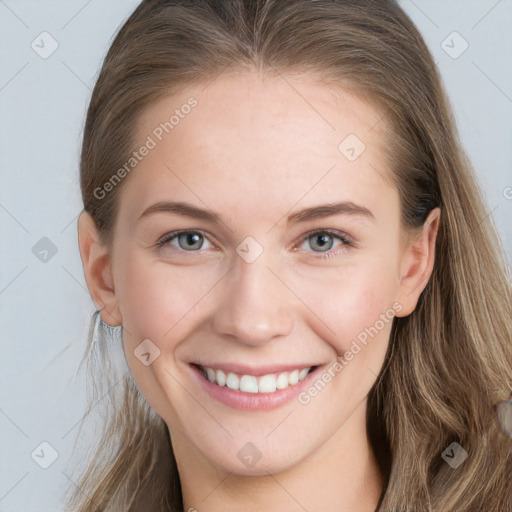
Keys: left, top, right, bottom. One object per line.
{"left": 155, "top": 229, "right": 354, "bottom": 259}
{"left": 296, "top": 229, "right": 354, "bottom": 258}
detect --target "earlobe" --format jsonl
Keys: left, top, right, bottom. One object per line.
{"left": 77, "top": 210, "right": 122, "bottom": 326}
{"left": 395, "top": 207, "right": 441, "bottom": 317}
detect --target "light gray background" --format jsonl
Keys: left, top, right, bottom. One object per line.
{"left": 1, "top": 1, "right": 511, "bottom": 510}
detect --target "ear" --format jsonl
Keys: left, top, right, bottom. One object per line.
{"left": 77, "top": 210, "right": 122, "bottom": 326}
{"left": 395, "top": 207, "right": 441, "bottom": 317}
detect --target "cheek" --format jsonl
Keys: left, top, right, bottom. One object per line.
{"left": 114, "top": 253, "right": 216, "bottom": 344}
{"left": 114, "top": 253, "right": 218, "bottom": 425}
{"left": 295, "top": 256, "right": 399, "bottom": 359}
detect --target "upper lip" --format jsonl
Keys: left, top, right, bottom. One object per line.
{"left": 191, "top": 362, "right": 321, "bottom": 376}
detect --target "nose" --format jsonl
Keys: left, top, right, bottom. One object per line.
{"left": 212, "top": 252, "right": 294, "bottom": 346}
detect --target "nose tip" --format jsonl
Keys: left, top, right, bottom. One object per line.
{"left": 212, "top": 259, "right": 293, "bottom": 346}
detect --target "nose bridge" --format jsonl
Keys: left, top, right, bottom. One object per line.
{"left": 212, "top": 247, "right": 293, "bottom": 345}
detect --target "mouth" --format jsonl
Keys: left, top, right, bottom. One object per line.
{"left": 188, "top": 362, "right": 323, "bottom": 411}
{"left": 193, "top": 363, "right": 316, "bottom": 393}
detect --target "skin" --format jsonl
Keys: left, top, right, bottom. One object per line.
{"left": 78, "top": 71, "right": 440, "bottom": 511}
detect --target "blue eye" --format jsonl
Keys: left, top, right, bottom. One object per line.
{"left": 156, "top": 230, "right": 213, "bottom": 251}
{"left": 308, "top": 232, "right": 335, "bottom": 252}
{"left": 155, "top": 229, "right": 353, "bottom": 258}
{"left": 298, "top": 230, "right": 353, "bottom": 256}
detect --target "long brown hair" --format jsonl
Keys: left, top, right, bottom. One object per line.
{"left": 67, "top": 1, "right": 512, "bottom": 510}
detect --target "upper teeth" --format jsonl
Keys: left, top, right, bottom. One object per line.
{"left": 201, "top": 366, "right": 312, "bottom": 393}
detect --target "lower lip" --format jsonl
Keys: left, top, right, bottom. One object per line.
{"left": 188, "top": 363, "right": 325, "bottom": 411}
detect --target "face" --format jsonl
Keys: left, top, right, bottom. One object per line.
{"left": 84, "top": 71, "right": 436, "bottom": 476}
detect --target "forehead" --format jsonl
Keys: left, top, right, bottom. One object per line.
{"left": 136, "top": 70, "right": 387, "bottom": 158}
{"left": 120, "top": 71, "right": 396, "bottom": 227}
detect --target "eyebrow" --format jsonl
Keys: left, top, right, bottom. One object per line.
{"left": 138, "top": 200, "right": 375, "bottom": 224}
{"left": 286, "top": 202, "right": 375, "bottom": 224}
{"left": 139, "top": 201, "right": 222, "bottom": 223}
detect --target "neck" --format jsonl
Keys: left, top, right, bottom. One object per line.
{"left": 173, "top": 401, "right": 385, "bottom": 512}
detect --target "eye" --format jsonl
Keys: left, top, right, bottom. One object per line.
{"left": 297, "top": 229, "right": 353, "bottom": 256}
{"left": 156, "top": 230, "right": 214, "bottom": 252}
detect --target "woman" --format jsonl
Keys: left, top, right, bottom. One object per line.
{"left": 67, "top": 0, "right": 512, "bottom": 510}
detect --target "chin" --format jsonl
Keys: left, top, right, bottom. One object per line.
{"left": 198, "top": 435, "right": 311, "bottom": 476}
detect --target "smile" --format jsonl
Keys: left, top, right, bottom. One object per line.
{"left": 189, "top": 361, "right": 324, "bottom": 411}
{"left": 199, "top": 365, "right": 314, "bottom": 393}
